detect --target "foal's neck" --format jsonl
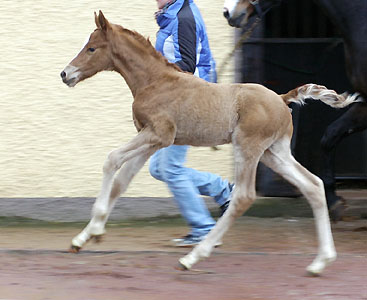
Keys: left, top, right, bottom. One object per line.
{"left": 111, "top": 29, "right": 176, "bottom": 97}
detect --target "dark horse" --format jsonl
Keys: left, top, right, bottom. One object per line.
{"left": 223, "top": 0, "right": 367, "bottom": 222}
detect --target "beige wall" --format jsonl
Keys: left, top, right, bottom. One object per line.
{"left": 0, "top": 0, "right": 235, "bottom": 197}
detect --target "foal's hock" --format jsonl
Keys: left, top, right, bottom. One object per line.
{"left": 60, "top": 11, "right": 360, "bottom": 275}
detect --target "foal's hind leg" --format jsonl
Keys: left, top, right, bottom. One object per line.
{"left": 261, "top": 138, "right": 336, "bottom": 275}
{"left": 70, "top": 149, "right": 155, "bottom": 251}
{"left": 179, "top": 141, "right": 262, "bottom": 270}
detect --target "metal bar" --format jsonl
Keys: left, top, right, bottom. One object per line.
{"left": 243, "top": 37, "right": 343, "bottom": 44}
{"left": 335, "top": 177, "right": 367, "bottom": 180}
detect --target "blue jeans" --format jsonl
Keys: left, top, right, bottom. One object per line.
{"left": 149, "top": 145, "right": 231, "bottom": 237}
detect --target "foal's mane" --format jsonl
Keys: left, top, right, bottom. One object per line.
{"left": 116, "top": 25, "right": 183, "bottom": 73}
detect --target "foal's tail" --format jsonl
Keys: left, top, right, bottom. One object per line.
{"left": 281, "top": 84, "right": 361, "bottom": 108}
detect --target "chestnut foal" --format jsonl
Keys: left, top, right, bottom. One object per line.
{"left": 61, "top": 11, "right": 360, "bottom": 275}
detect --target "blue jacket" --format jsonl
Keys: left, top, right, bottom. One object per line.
{"left": 155, "top": 0, "right": 217, "bottom": 82}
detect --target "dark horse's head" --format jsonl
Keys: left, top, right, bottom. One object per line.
{"left": 223, "top": 0, "right": 281, "bottom": 27}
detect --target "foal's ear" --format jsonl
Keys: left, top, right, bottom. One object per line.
{"left": 94, "top": 11, "right": 100, "bottom": 29}
{"left": 96, "top": 10, "right": 111, "bottom": 32}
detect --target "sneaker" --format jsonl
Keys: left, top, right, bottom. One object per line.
{"left": 171, "top": 234, "right": 193, "bottom": 243}
{"left": 220, "top": 183, "right": 235, "bottom": 216}
{"left": 175, "top": 234, "right": 222, "bottom": 247}
{"left": 220, "top": 201, "right": 230, "bottom": 216}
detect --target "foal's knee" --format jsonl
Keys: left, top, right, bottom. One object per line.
{"left": 229, "top": 194, "right": 255, "bottom": 217}
{"left": 306, "top": 176, "right": 328, "bottom": 209}
{"left": 103, "top": 151, "right": 121, "bottom": 173}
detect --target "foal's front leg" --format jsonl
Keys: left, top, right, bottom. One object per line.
{"left": 70, "top": 130, "right": 157, "bottom": 251}
{"left": 95, "top": 130, "right": 155, "bottom": 212}
{"left": 70, "top": 151, "right": 153, "bottom": 251}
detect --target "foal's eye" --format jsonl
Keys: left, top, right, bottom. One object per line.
{"left": 88, "top": 47, "right": 96, "bottom": 52}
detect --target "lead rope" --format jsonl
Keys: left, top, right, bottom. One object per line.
{"left": 211, "top": 17, "right": 261, "bottom": 151}
{"left": 216, "top": 17, "right": 261, "bottom": 81}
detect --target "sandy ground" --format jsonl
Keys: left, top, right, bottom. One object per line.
{"left": 0, "top": 216, "right": 366, "bottom": 300}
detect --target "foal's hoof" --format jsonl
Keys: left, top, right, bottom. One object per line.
{"left": 68, "top": 245, "right": 81, "bottom": 253}
{"left": 175, "top": 261, "right": 188, "bottom": 271}
{"left": 177, "top": 257, "right": 193, "bottom": 271}
{"left": 306, "top": 268, "right": 322, "bottom": 277}
{"left": 306, "top": 254, "right": 337, "bottom": 276}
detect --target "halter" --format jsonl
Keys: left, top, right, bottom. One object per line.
{"left": 217, "top": 17, "right": 261, "bottom": 80}
{"left": 249, "top": 0, "right": 263, "bottom": 17}
{"left": 249, "top": 0, "right": 282, "bottom": 18}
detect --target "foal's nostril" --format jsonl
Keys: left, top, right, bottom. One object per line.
{"left": 223, "top": 8, "right": 229, "bottom": 19}
{"left": 60, "top": 71, "right": 66, "bottom": 79}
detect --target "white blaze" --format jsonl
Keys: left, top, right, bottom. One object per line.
{"left": 223, "top": 0, "right": 240, "bottom": 17}
{"left": 69, "top": 34, "right": 91, "bottom": 63}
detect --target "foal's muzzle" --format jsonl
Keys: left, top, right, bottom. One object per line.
{"left": 60, "top": 71, "right": 67, "bottom": 81}
{"left": 60, "top": 65, "right": 80, "bottom": 87}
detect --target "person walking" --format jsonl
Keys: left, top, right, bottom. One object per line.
{"left": 150, "top": 0, "right": 233, "bottom": 247}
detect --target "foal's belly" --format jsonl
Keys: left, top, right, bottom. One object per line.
{"left": 169, "top": 83, "right": 237, "bottom": 146}
{"left": 173, "top": 118, "right": 234, "bottom": 146}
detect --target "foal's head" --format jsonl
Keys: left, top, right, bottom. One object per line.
{"left": 223, "top": 0, "right": 281, "bottom": 27}
{"left": 60, "top": 11, "right": 114, "bottom": 87}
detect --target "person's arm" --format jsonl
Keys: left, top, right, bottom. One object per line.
{"left": 174, "top": 15, "right": 197, "bottom": 73}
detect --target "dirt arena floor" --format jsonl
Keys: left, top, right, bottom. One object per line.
{"left": 0, "top": 216, "right": 366, "bottom": 300}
